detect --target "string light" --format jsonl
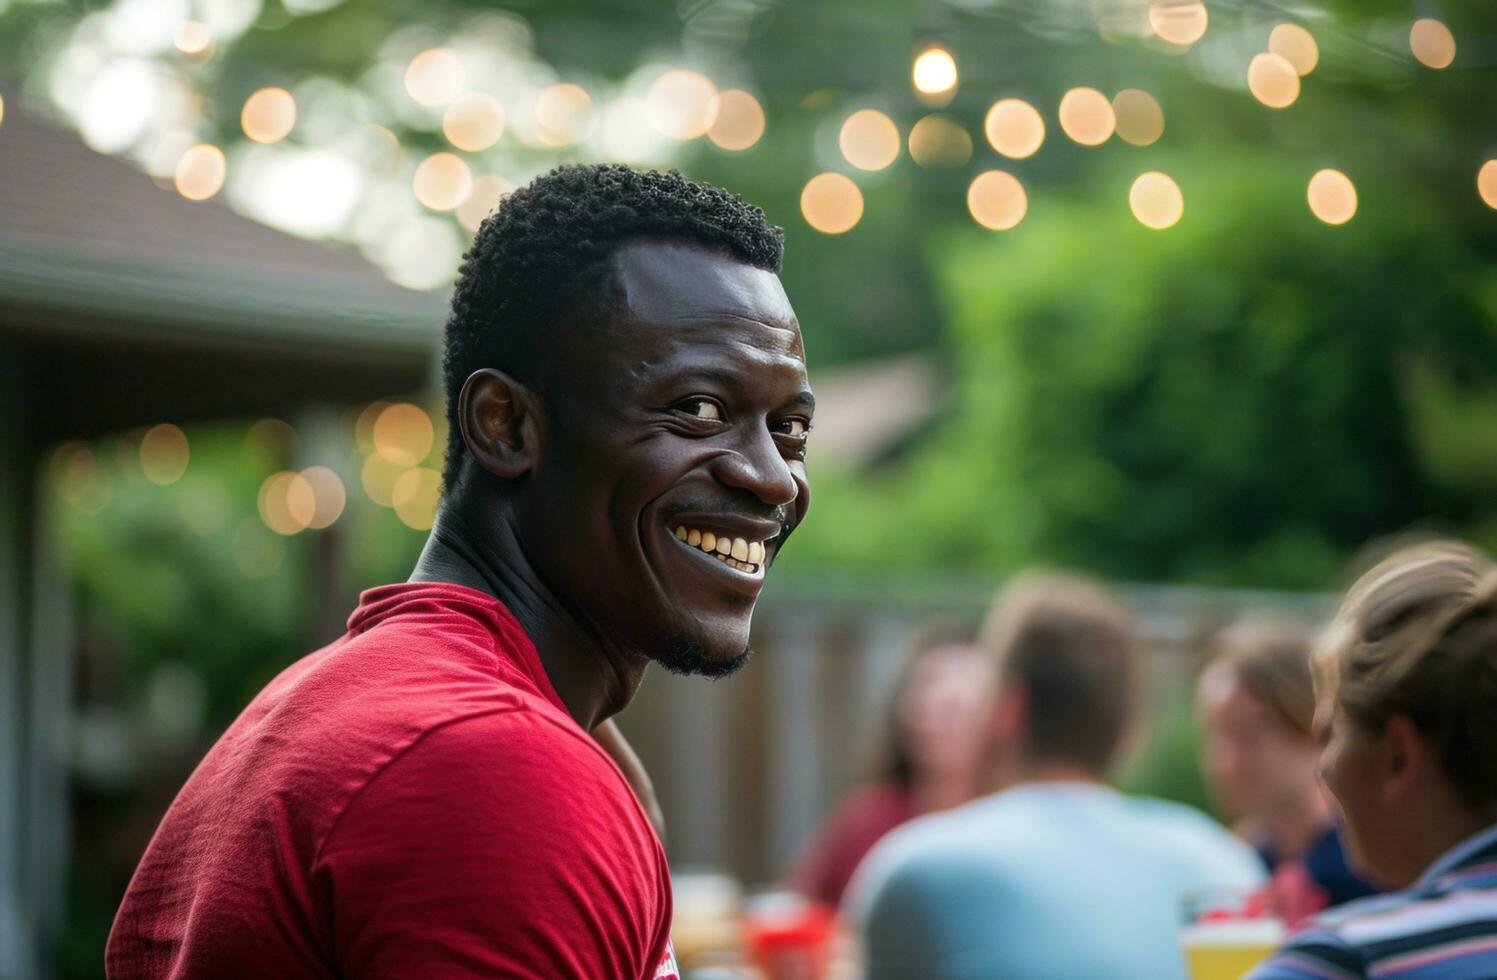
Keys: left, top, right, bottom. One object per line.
{"left": 1112, "top": 89, "right": 1164, "bottom": 146}
{"left": 1129, "top": 172, "right": 1183, "bottom": 229}
{"left": 912, "top": 47, "right": 957, "bottom": 97}
{"left": 1247, "top": 53, "right": 1300, "bottom": 108}
{"left": 967, "top": 171, "right": 1028, "bottom": 230}
{"left": 241, "top": 87, "right": 296, "bottom": 144}
{"left": 1059, "top": 88, "right": 1115, "bottom": 146}
{"left": 708, "top": 90, "right": 765, "bottom": 151}
{"left": 908, "top": 115, "right": 972, "bottom": 169}
{"left": 1410, "top": 18, "right": 1456, "bottom": 69}
{"left": 985, "top": 99, "right": 1045, "bottom": 159}
{"left": 1269, "top": 24, "right": 1319, "bottom": 76}
{"left": 413, "top": 153, "right": 472, "bottom": 212}
{"left": 175, "top": 144, "right": 227, "bottom": 201}
{"left": 1479, "top": 161, "right": 1497, "bottom": 210}
{"left": 1307, "top": 169, "right": 1357, "bottom": 225}
{"left": 800, "top": 173, "right": 863, "bottom": 234}
{"left": 442, "top": 94, "right": 504, "bottom": 152}
{"left": 1148, "top": 1, "right": 1208, "bottom": 45}
{"left": 839, "top": 109, "right": 900, "bottom": 171}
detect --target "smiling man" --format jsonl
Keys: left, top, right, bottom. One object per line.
{"left": 107, "top": 165, "right": 812, "bottom": 980}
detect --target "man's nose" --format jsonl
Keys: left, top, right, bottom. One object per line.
{"left": 708, "top": 427, "right": 799, "bottom": 508}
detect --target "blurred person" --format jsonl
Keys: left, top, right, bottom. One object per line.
{"left": 1197, "top": 619, "right": 1378, "bottom": 915}
{"left": 106, "top": 165, "right": 814, "bottom": 980}
{"left": 788, "top": 623, "right": 989, "bottom": 908}
{"left": 1250, "top": 541, "right": 1497, "bottom": 980}
{"left": 848, "top": 573, "right": 1264, "bottom": 980}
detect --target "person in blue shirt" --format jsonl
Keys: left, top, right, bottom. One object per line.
{"left": 1251, "top": 540, "right": 1497, "bottom": 980}
{"left": 846, "top": 573, "right": 1265, "bottom": 980}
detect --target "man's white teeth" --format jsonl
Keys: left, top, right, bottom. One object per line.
{"left": 674, "top": 526, "right": 769, "bottom": 573}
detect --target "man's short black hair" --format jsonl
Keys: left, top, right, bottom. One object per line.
{"left": 441, "top": 163, "right": 785, "bottom": 491}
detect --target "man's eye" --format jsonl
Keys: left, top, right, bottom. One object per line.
{"left": 679, "top": 399, "right": 722, "bottom": 421}
{"left": 777, "top": 419, "right": 809, "bottom": 439}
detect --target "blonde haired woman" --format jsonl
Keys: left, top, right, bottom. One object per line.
{"left": 1251, "top": 540, "right": 1497, "bottom": 979}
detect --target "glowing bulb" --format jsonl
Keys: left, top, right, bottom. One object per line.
{"left": 1269, "top": 24, "right": 1319, "bottom": 76}
{"left": 300, "top": 466, "right": 346, "bottom": 530}
{"left": 442, "top": 94, "right": 504, "bottom": 152}
{"left": 534, "top": 83, "right": 594, "bottom": 146}
{"left": 1059, "top": 88, "right": 1115, "bottom": 146}
{"left": 967, "top": 171, "right": 1028, "bottom": 231}
{"left": 1410, "top": 18, "right": 1455, "bottom": 69}
{"left": 173, "top": 20, "right": 213, "bottom": 56}
{"left": 412, "top": 153, "right": 472, "bottom": 212}
{"left": 912, "top": 47, "right": 957, "bottom": 96}
{"left": 1248, "top": 52, "right": 1300, "bottom": 108}
{"left": 241, "top": 87, "right": 296, "bottom": 144}
{"left": 1130, "top": 172, "right": 1183, "bottom": 229}
{"left": 1112, "top": 89, "right": 1164, "bottom": 146}
{"left": 139, "top": 424, "right": 189, "bottom": 485}
{"left": 1148, "top": 1, "right": 1208, "bottom": 45}
{"left": 908, "top": 115, "right": 972, "bottom": 169}
{"left": 646, "top": 70, "right": 719, "bottom": 140}
{"left": 984, "top": 99, "right": 1045, "bottom": 159}
{"left": 800, "top": 173, "right": 863, "bottom": 235}
{"left": 708, "top": 90, "right": 765, "bottom": 151}
{"left": 457, "top": 175, "right": 514, "bottom": 233}
{"left": 1307, "top": 169, "right": 1357, "bottom": 225}
{"left": 405, "top": 48, "right": 465, "bottom": 107}
{"left": 1479, "top": 161, "right": 1497, "bottom": 210}
{"left": 839, "top": 109, "right": 901, "bottom": 171}
{"left": 258, "top": 471, "right": 316, "bottom": 535}
{"left": 175, "top": 144, "right": 227, "bottom": 201}
{"left": 373, "top": 403, "right": 435, "bottom": 465}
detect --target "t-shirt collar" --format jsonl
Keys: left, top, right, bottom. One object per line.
{"left": 1417, "top": 821, "right": 1497, "bottom": 886}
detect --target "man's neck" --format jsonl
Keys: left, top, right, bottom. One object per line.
{"left": 986, "top": 756, "right": 1108, "bottom": 795}
{"left": 408, "top": 507, "right": 648, "bottom": 731}
{"left": 1260, "top": 786, "right": 1333, "bottom": 861}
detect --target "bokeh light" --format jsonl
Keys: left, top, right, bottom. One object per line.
{"left": 1307, "top": 169, "right": 1357, "bottom": 225}
{"left": 249, "top": 417, "right": 297, "bottom": 459}
{"left": 912, "top": 47, "right": 957, "bottom": 96}
{"left": 0, "top": 93, "right": 5, "bottom": 131}
{"left": 1410, "top": 18, "right": 1456, "bottom": 69}
{"left": 173, "top": 21, "right": 213, "bottom": 57}
{"left": 1148, "top": 1, "right": 1208, "bottom": 45}
{"left": 534, "top": 83, "right": 594, "bottom": 146}
{"left": 1129, "top": 172, "right": 1184, "bottom": 229}
{"left": 442, "top": 93, "right": 505, "bottom": 152}
{"left": 1479, "top": 161, "right": 1497, "bottom": 210}
{"left": 258, "top": 471, "right": 316, "bottom": 535}
{"left": 241, "top": 87, "right": 296, "bottom": 144}
{"left": 139, "top": 423, "right": 189, "bottom": 485}
{"left": 456, "top": 175, "right": 514, "bottom": 233}
{"left": 393, "top": 467, "right": 442, "bottom": 530}
{"left": 707, "top": 90, "right": 765, "bottom": 151}
{"left": 1059, "top": 88, "right": 1115, "bottom": 146}
{"left": 800, "top": 173, "right": 863, "bottom": 235}
{"left": 405, "top": 48, "right": 465, "bottom": 107}
{"left": 1269, "top": 24, "right": 1319, "bottom": 76}
{"left": 373, "top": 402, "right": 435, "bottom": 465}
{"left": 908, "top": 115, "right": 972, "bottom": 170}
{"left": 361, "top": 454, "right": 406, "bottom": 507}
{"left": 647, "top": 70, "right": 719, "bottom": 140}
{"left": 984, "top": 99, "right": 1045, "bottom": 159}
{"left": 1247, "top": 52, "right": 1300, "bottom": 108}
{"left": 1112, "top": 89, "right": 1164, "bottom": 146}
{"left": 300, "top": 466, "right": 346, "bottom": 530}
{"left": 839, "top": 109, "right": 901, "bottom": 171}
{"left": 966, "top": 171, "right": 1028, "bottom": 231}
{"left": 175, "top": 144, "right": 227, "bottom": 202}
{"left": 354, "top": 402, "right": 388, "bottom": 453}
{"left": 413, "top": 153, "right": 473, "bottom": 212}
{"left": 52, "top": 443, "right": 112, "bottom": 513}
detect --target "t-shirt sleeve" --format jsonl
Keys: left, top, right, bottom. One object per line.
{"left": 313, "top": 710, "right": 671, "bottom": 980}
{"left": 1247, "top": 928, "right": 1368, "bottom": 980}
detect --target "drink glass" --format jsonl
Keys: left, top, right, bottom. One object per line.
{"left": 1180, "top": 888, "right": 1285, "bottom": 980}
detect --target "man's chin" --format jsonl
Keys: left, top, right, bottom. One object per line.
{"left": 653, "top": 634, "right": 752, "bottom": 679}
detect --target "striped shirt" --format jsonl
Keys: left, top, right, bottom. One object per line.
{"left": 1249, "top": 822, "right": 1497, "bottom": 980}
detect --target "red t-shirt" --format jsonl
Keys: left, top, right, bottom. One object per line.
{"left": 107, "top": 582, "right": 678, "bottom": 979}
{"left": 788, "top": 782, "right": 916, "bottom": 909}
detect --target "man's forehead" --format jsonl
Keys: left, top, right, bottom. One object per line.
{"left": 610, "top": 240, "right": 802, "bottom": 358}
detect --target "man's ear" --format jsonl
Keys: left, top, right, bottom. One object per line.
{"left": 458, "top": 369, "right": 542, "bottom": 481}
{"left": 1381, "top": 714, "right": 1426, "bottom": 804}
